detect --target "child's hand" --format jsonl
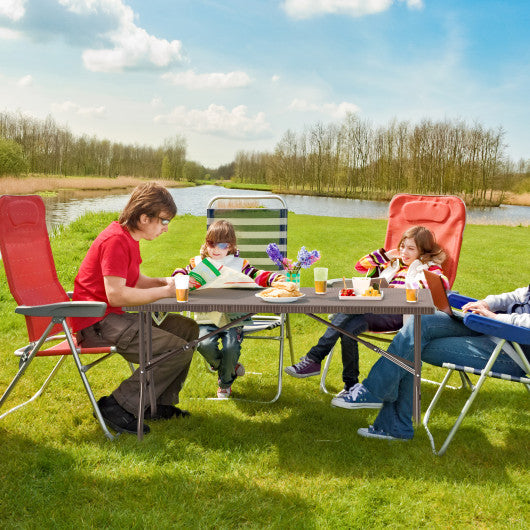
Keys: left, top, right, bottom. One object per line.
{"left": 386, "top": 249, "right": 400, "bottom": 259}
{"left": 276, "top": 274, "right": 287, "bottom": 282}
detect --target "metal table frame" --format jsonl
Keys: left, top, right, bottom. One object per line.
{"left": 129, "top": 287, "right": 435, "bottom": 439}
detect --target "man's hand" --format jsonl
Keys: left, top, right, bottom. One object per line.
{"left": 104, "top": 275, "right": 176, "bottom": 307}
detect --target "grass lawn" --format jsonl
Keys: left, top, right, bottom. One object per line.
{"left": 0, "top": 212, "right": 528, "bottom": 528}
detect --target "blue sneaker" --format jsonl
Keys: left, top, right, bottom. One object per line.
{"left": 357, "top": 425, "right": 410, "bottom": 441}
{"left": 330, "top": 383, "right": 382, "bottom": 409}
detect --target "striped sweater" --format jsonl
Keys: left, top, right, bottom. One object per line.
{"left": 355, "top": 248, "right": 450, "bottom": 290}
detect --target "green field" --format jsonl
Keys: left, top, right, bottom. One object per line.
{"left": 0, "top": 212, "right": 528, "bottom": 528}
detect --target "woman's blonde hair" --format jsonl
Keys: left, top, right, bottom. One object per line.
{"left": 200, "top": 219, "right": 237, "bottom": 258}
{"left": 398, "top": 225, "right": 446, "bottom": 265}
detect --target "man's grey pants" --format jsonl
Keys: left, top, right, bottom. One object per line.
{"left": 78, "top": 312, "right": 199, "bottom": 415}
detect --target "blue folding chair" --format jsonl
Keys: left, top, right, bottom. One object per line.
{"left": 423, "top": 293, "right": 530, "bottom": 456}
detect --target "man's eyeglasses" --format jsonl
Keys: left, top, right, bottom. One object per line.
{"left": 207, "top": 241, "right": 230, "bottom": 250}
{"left": 159, "top": 217, "right": 171, "bottom": 226}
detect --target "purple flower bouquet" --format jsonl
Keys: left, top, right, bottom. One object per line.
{"left": 266, "top": 243, "right": 321, "bottom": 273}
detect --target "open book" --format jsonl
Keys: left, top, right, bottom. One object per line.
{"left": 189, "top": 258, "right": 261, "bottom": 289}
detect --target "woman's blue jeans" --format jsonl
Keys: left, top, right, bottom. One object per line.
{"left": 363, "top": 311, "right": 526, "bottom": 439}
{"left": 197, "top": 325, "right": 243, "bottom": 388}
{"left": 306, "top": 312, "right": 403, "bottom": 389}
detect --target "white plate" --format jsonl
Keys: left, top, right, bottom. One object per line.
{"left": 339, "top": 292, "right": 384, "bottom": 301}
{"left": 255, "top": 292, "right": 306, "bottom": 303}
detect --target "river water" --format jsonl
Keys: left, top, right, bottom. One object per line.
{"left": 41, "top": 184, "right": 530, "bottom": 231}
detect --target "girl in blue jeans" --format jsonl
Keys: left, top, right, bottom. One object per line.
{"left": 355, "top": 286, "right": 530, "bottom": 440}
{"left": 284, "top": 225, "right": 449, "bottom": 405}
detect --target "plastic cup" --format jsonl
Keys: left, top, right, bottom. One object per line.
{"left": 352, "top": 277, "right": 371, "bottom": 296}
{"left": 405, "top": 281, "right": 418, "bottom": 303}
{"left": 175, "top": 275, "right": 190, "bottom": 302}
{"left": 314, "top": 267, "right": 328, "bottom": 294}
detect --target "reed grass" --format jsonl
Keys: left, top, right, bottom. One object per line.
{"left": 0, "top": 213, "right": 528, "bottom": 529}
{"left": 0, "top": 175, "right": 185, "bottom": 195}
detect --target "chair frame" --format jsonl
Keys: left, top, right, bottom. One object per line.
{"left": 423, "top": 294, "right": 530, "bottom": 456}
{"left": 319, "top": 193, "right": 467, "bottom": 394}
{"left": 200, "top": 195, "right": 295, "bottom": 403}
{"left": 0, "top": 194, "right": 127, "bottom": 440}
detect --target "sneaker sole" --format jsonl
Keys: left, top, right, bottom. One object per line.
{"left": 331, "top": 400, "right": 383, "bottom": 410}
{"left": 284, "top": 368, "right": 321, "bottom": 378}
{"left": 357, "top": 427, "right": 408, "bottom": 441}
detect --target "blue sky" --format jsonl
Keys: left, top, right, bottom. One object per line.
{"left": 1, "top": 0, "right": 529, "bottom": 168}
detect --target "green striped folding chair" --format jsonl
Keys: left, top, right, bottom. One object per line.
{"left": 206, "top": 195, "right": 294, "bottom": 403}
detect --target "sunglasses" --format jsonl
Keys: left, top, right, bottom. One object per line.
{"left": 207, "top": 241, "right": 230, "bottom": 250}
{"left": 158, "top": 217, "right": 171, "bottom": 226}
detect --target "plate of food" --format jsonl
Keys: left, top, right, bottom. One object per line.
{"left": 339, "top": 287, "right": 384, "bottom": 300}
{"left": 256, "top": 281, "right": 305, "bottom": 303}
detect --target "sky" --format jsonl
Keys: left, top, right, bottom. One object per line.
{"left": 0, "top": 0, "right": 529, "bottom": 168}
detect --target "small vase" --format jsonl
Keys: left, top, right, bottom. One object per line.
{"left": 286, "top": 271, "right": 300, "bottom": 288}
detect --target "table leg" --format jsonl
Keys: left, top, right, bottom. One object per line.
{"left": 137, "top": 311, "right": 152, "bottom": 440}
{"left": 412, "top": 314, "right": 422, "bottom": 425}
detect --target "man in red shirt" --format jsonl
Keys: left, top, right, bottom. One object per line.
{"left": 73, "top": 182, "right": 199, "bottom": 435}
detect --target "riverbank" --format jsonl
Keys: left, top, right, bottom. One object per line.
{"left": 1, "top": 175, "right": 529, "bottom": 206}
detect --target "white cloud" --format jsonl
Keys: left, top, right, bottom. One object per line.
{"left": 75, "top": 0, "right": 184, "bottom": 72}
{"left": 289, "top": 98, "right": 360, "bottom": 118}
{"left": 0, "top": 26, "right": 21, "bottom": 39}
{"left": 162, "top": 69, "right": 251, "bottom": 89}
{"left": 0, "top": 0, "right": 26, "bottom": 21}
{"left": 17, "top": 74, "right": 33, "bottom": 86}
{"left": 282, "top": 0, "right": 423, "bottom": 19}
{"left": 150, "top": 96, "right": 163, "bottom": 108}
{"left": 272, "top": 74, "right": 280, "bottom": 83}
{"left": 154, "top": 104, "right": 271, "bottom": 138}
{"left": 52, "top": 100, "right": 106, "bottom": 117}
{"left": 1, "top": 0, "right": 185, "bottom": 72}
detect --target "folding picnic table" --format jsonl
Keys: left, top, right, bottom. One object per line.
{"left": 128, "top": 287, "right": 436, "bottom": 439}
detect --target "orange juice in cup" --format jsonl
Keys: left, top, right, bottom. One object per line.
{"left": 405, "top": 281, "right": 418, "bottom": 303}
{"left": 314, "top": 267, "right": 328, "bottom": 294}
{"left": 175, "top": 274, "right": 190, "bottom": 302}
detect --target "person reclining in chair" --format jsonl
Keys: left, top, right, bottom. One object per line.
{"left": 72, "top": 183, "right": 199, "bottom": 435}
{"left": 352, "top": 284, "right": 530, "bottom": 441}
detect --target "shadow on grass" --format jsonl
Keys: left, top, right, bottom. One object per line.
{"left": 0, "top": 431, "right": 317, "bottom": 528}
{"left": 1, "top": 344, "right": 527, "bottom": 528}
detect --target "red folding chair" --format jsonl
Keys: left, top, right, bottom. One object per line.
{"left": 0, "top": 195, "right": 122, "bottom": 439}
{"left": 320, "top": 193, "right": 467, "bottom": 393}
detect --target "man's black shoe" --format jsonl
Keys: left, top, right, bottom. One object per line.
{"left": 96, "top": 395, "right": 150, "bottom": 434}
{"left": 144, "top": 404, "right": 191, "bottom": 420}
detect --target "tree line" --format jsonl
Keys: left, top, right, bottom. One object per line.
{"left": 0, "top": 111, "right": 188, "bottom": 180}
{"left": 1, "top": 110, "right": 528, "bottom": 204}
{"left": 234, "top": 115, "right": 528, "bottom": 205}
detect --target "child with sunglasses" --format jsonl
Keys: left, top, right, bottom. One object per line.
{"left": 172, "top": 220, "right": 286, "bottom": 398}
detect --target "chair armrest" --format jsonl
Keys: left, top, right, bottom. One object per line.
{"left": 448, "top": 293, "right": 477, "bottom": 310}
{"left": 327, "top": 278, "right": 343, "bottom": 287}
{"left": 15, "top": 301, "right": 107, "bottom": 319}
{"left": 463, "top": 313, "right": 530, "bottom": 345}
